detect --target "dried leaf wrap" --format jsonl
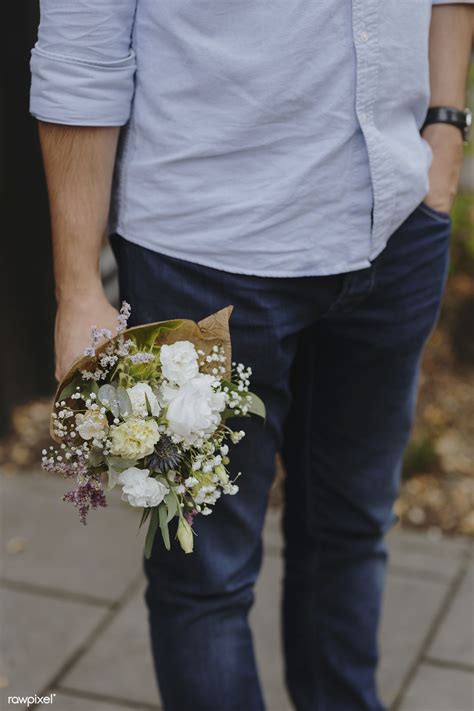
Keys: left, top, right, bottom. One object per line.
{"left": 51, "top": 305, "right": 234, "bottom": 441}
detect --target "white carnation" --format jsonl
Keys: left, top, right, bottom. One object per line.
{"left": 127, "top": 382, "right": 161, "bottom": 417}
{"left": 161, "top": 373, "right": 227, "bottom": 446}
{"left": 160, "top": 341, "right": 199, "bottom": 385}
{"left": 75, "top": 410, "right": 108, "bottom": 441}
{"left": 110, "top": 417, "right": 160, "bottom": 459}
{"left": 118, "top": 467, "right": 169, "bottom": 507}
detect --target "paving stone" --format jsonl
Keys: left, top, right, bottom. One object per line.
{"left": 63, "top": 556, "right": 293, "bottom": 711}
{"left": 49, "top": 690, "right": 141, "bottom": 710}
{"left": 60, "top": 584, "right": 159, "bottom": 708}
{"left": 263, "top": 507, "right": 283, "bottom": 553}
{"left": 0, "top": 470, "right": 143, "bottom": 601}
{"left": 2, "top": 470, "right": 469, "bottom": 711}
{"left": 0, "top": 587, "right": 105, "bottom": 710}
{"left": 378, "top": 573, "right": 449, "bottom": 707}
{"left": 428, "top": 563, "right": 474, "bottom": 668}
{"left": 387, "top": 528, "right": 468, "bottom": 581}
{"left": 399, "top": 663, "right": 474, "bottom": 711}
{"left": 252, "top": 550, "right": 292, "bottom": 711}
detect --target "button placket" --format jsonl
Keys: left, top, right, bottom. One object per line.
{"left": 352, "top": 0, "right": 386, "bottom": 257}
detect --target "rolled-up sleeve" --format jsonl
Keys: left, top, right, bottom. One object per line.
{"left": 30, "top": 0, "right": 138, "bottom": 126}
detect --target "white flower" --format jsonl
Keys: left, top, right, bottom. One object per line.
{"left": 118, "top": 466, "right": 169, "bottom": 507}
{"left": 224, "top": 483, "right": 239, "bottom": 495}
{"left": 184, "top": 476, "right": 199, "bottom": 488}
{"left": 161, "top": 374, "right": 227, "bottom": 446}
{"left": 110, "top": 417, "right": 160, "bottom": 459}
{"left": 127, "top": 382, "right": 161, "bottom": 417}
{"left": 160, "top": 341, "right": 199, "bottom": 385}
{"left": 75, "top": 410, "right": 108, "bottom": 441}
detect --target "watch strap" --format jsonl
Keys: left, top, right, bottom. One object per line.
{"left": 422, "top": 106, "right": 472, "bottom": 143}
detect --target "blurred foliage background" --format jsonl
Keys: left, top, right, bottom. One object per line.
{"left": 397, "top": 63, "right": 474, "bottom": 537}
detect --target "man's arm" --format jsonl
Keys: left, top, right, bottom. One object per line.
{"left": 423, "top": 3, "right": 473, "bottom": 213}
{"left": 39, "top": 124, "right": 121, "bottom": 381}
{"left": 30, "top": 0, "right": 137, "bottom": 380}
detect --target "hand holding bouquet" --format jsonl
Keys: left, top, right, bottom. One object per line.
{"left": 42, "top": 304, "right": 265, "bottom": 556}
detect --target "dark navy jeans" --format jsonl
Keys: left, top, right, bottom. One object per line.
{"left": 111, "top": 202, "right": 450, "bottom": 711}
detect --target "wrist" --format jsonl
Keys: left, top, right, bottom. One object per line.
{"left": 55, "top": 279, "right": 106, "bottom": 306}
{"left": 422, "top": 122, "right": 464, "bottom": 151}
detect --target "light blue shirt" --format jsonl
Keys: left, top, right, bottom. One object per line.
{"left": 30, "top": 1, "right": 462, "bottom": 277}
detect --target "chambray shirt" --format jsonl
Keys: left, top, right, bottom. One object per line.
{"left": 30, "top": 1, "right": 462, "bottom": 277}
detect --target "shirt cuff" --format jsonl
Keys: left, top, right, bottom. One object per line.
{"left": 30, "top": 45, "right": 136, "bottom": 126}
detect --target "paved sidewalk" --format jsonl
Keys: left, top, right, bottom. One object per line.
{"left": 1, "top": 469, "right": 472, "bottom": 711}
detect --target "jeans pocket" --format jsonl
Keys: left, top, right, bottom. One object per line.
{"left": 418, "top": 201, "right": 451, "bottom": 223}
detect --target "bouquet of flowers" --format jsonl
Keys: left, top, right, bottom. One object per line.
{"left": 42, "top": 304, "right": 265, "bottom": 556}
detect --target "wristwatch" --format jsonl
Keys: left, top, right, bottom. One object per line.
{"left": 422, "top": 106, "right": 472, "bottom": 144}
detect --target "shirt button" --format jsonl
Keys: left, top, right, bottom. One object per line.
{"left": 359, "top": 112, "right": 368, "bottom": 125}
{"left": 359, "top": 30, "right": 369, "bottom": 43}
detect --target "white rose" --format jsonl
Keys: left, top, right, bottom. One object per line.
{"left": 127, "top": 382, "right": 161, "bottom": 417}
{"left": 162, "top": 373, "right": 227, "bottom": 446}
{"left": 118, "top": 467, "right": 169, "bottom": 507}
{"left": 75, "top": 410, "right": 108, "bottom": 441}
{"left": 160, "top": 341, "right": 199, "bottom": 385}
{"left": 110, "top": 417, "right": 160, "bottom": 459}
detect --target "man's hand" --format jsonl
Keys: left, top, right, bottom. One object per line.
{"left": 422, "top": 123, "right": 464, "bottom": 214}
{"left": 54, "top": 290, "right": 119, "bottom": 382}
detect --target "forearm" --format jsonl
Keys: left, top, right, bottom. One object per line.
{"left": 428, "top": 3, "right": 473, "bottom": 110}
{"left": 39, "top": 123, "right": 120, "bottom": 303}
{"left": 422, "top": 3, "right": 473, "bottom": 210}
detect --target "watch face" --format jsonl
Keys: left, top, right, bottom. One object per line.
{"left": 463, "top": 109, "right": 472, "bottom": 143}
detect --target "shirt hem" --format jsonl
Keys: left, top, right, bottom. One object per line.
{"left": 111, "top": 226, "right": 380, "bottom": 278}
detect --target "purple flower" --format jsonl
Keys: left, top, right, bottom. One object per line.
{"left": 84, "top": 327, "right": 113, "bottom": 357}
{"left": 129, "top": 352, "right": 155, "bottom": 364}
{"left": 63, "top": 478, "right": 107, "bottom": 524}
{"left": 185, "top": 511, "right": 197, "bottom": 526}
{"left": 117, "top": 301, "right": 131, "bottom": 333}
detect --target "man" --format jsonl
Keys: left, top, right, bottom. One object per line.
{"left": 30, "top": 2, "right": 472, "bottom": 709}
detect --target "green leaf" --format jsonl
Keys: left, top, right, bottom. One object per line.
{"left": 158, "top": 503, "right": 171, "bottom": 551}
{"left": 106, "top": 469, "right": 118, "bottom": 490}
{"left": 131, "top": 321, "right": 184, "bottom": 350}
{"left": 139, "top": 507, "right": 151, "bottom": 529}
{"left": 246, "top": 391, "right": 266, "bottom": 420}
{"left": 105, "top": 455, "right": 138, "bottom": 472}
{"left": 144, "top": 392, "right": 153, "bottom": 417}
{"left": 165, "top": 490, "right": 178, "bottom": 523}
{"left": 221, "top": 407, "right": 238, "bottom": 420}
{"left": 57, "top": 377, "right": 81, "bottom": 402}
{"left": 98, "top": 384, "right": 120, "bottom": 417}
{"left": 116, "top": 385, "right": 133, "bottom": 418}
{"left": 144, "top": 508, "right": 159, "bottom": 559}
